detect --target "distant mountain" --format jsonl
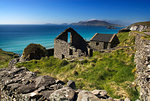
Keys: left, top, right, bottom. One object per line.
{"left": 71, "top": 20, "right": 121, "bottom": 27}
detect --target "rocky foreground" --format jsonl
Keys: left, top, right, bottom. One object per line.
{"left": 0, "top": 66, "right": 130, "bottom": 101}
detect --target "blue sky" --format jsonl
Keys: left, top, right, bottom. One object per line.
{"left": 0, "top": 0, "right": 150, "bottom": 25}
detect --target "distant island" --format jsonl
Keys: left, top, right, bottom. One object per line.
{"left": 46, "top": 20, "right": 122, "bottom": 28}
{"left": 71, "top": 20, "right": 121, "bottom": 27}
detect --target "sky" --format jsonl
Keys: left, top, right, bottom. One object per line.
{"left": 0, "top": 0, "right": 150, "bottom": 25}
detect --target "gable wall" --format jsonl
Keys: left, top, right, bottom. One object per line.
{"left": 54, "top": 28, "right": 89, "bottom": 59}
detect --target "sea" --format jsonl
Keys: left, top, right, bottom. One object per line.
{"left": 0, "top": 25, "right": 122, "bottom": 54}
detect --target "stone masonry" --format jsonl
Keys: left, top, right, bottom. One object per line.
{"left": 134, "top": 33, "right": 150, "bottom": 101}
{"left": 54, "top": 27, "right": 92, "bottom": 59}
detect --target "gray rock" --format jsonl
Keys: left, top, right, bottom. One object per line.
{"left": 91, "top": 90, "right": 108, "bottom": 99}
{"left": 49, "top": 87, "right": 75, "bottom": 101}
{"left": 17, "top": 83, "right": 36, "bottom": 94}
{"left": 67, "top": 80, "right": 76, "bottom": 89}
{"left": 91, "top": 89, "right": 107, "bottom": 96}
{"left": 50, "top": 84, "right": 63, "bottom": 90}
{"left": 40, "top": 90, "right": 54, "bottom": 99}
{"left": 35, "top": 75, "right": 56, "bottom": 88}
{"left": 22, "top": 91, "right": 43, "bottom": 100}
{"left": 77, "top": 90, "right": 101, "bottom": 101}
{"left": 6, "top": 83, "right": 22, "bottom": 91}
{"left": 9, "top": 67, "right": 28, "bottom": 76}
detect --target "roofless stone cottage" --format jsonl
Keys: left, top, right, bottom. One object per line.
{"left": 54, "top": 27, "right": 92, "bottom": 59}
{"left": 89, "top": 33, "right": 119, "bottom": 51}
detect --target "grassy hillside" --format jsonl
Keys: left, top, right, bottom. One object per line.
{"left": 0, "top": 49, "right": 19, "bottom": 68}
{"left": 16, "top": 31, "right": 139, "bottom": 100}
{"left": 131, "top": 21, "right": 150, "bottom": 26}
{"left": 130, "top": 21, "right": 150, "bottom": 32}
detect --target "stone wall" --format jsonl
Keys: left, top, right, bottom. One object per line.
{"left": 134, "top": 33, "right": 150, "bottom": 101}
{"left": 89, "top": 41, "right": 110, "bottom": 51}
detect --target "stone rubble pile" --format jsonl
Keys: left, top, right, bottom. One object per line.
{"left": 0, "top": 67, "right": 128, "bottom": 101}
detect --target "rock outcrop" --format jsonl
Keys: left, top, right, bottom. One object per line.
{"left": 129, "top": 25, "right": 149, "bottom": 32}
{"left": 127, "top": 21, "right": 150, "bottom": 32}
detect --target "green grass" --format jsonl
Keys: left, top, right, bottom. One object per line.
{"left": 0, "top": 49, "right": 19, "bottom": 68}
{"left": 117, "top": 31, "right": 136, "bottom": 46}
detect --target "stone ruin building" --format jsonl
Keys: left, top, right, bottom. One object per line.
{"left": 54, "top": 27, "right": 92, "bottom": 59}
{"left": 89, "top": 33, "right": 119, "bottom": 51}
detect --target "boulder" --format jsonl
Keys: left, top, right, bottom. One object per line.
{"left": 67, "top": 80, "right": 76, "bottom": 89}
{"left": 77, "top": 90, "right": 101, "bottom": 101}
{"left": 17, "top": 83, "right": 36, "bottom": 94}
{"left": 20, "top": 43, "right": 47, "bottom": 61}
{"left": 49, "top": 87, "right": 75, "bottom": 101}
{"left": 35, "top": 75, "right": 56, "bottom": 88}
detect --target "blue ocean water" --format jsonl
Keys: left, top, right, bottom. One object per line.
{"left": 0, "top": 25, "right": 122, "bottom": 54}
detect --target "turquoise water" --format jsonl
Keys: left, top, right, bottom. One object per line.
{"left": 0, "top": 25, "right": 122, "bottom": 54}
